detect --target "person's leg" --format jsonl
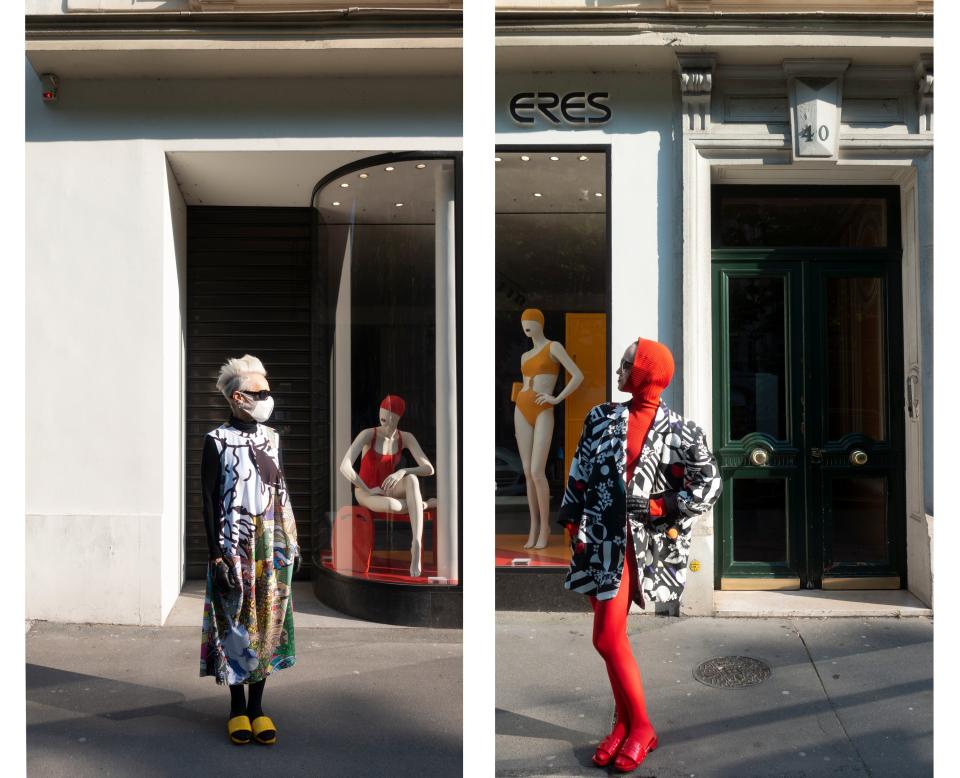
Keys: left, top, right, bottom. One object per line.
{"left": 592, "top": 537, "right": 656, "bottom": 746}
{"left": 229, "top": 684, "right": 246, "bottom": 718}
{"left": 529, "top": 409, "right": 555, "bottom": 549}
{"left": 590, "top": 595, "right": 630, "bottom": 743}
{"left": 247, "top": 679, "right": 265, "bottom": 718}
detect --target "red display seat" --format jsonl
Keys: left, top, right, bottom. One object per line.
{"left": 332, "top": 504, "right": 438, "bottom": 577}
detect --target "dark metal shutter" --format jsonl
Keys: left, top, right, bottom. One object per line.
{"left": 185, "top": 206, "right": 315, "bottom": 579}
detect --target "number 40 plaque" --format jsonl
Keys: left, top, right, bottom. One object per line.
{"left": 783, "top": 60, "right": 850, "bottom": 162}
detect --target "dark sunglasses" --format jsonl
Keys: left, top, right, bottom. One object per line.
{"left": 240, "top": 389, "right": 272, "bottom": 401}
{"left": 619, "top": 359, "right": 632, "bottom": 372}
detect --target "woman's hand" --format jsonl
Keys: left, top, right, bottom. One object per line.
{"left": 293, "top": 552, "right": 302, "bottom": 575}
{"left": 381, "top": 469, "right": 407, "bottom": 491}
{"left": 213, "top": 558, "right": 239, "bottom": 592}
{"left": 535, "top": 392, "right": 558, "bottom": 406}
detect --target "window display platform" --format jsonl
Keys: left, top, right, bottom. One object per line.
{"left": 495, "top": 533, "right": 570, "bottom": 568}
{"left": 320, "top": 550, "right": 438, "bottom": 584}
{"left": 313, "top": 560, "right": 461, "bottom": 628}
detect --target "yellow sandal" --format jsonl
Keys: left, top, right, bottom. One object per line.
{"left": 227, "top": 715, "right": 252, "bottom": 745}
{"left": 251, "top": 715, "right": 277, "bottom": 745}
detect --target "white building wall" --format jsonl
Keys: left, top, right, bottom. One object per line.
{"left": 25, "top": 64, "right": 461, "bottom": 624}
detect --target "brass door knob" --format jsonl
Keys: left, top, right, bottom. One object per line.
{"left": 850, "top": 449, "right": 868, "bottom": 466}
{"left": 749, "top": 448, "right": 769, "bottom": 467}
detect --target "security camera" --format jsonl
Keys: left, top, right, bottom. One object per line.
{"left": 41, "top": 74, "right": 58, "bottom": 104}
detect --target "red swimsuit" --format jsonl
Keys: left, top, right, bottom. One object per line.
{"left": 358, "top": 428, "right": 403, "bottom": 489}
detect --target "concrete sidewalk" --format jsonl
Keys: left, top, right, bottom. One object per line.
{"left": 27, "top": 583, "right": 463, "bottom": 777}
{"left": 496, "top": 612, "right": 932, "bottom": 778}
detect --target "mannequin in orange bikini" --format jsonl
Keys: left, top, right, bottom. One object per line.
{"left": 514, "top": 309, "right": 584, "bottom": 549}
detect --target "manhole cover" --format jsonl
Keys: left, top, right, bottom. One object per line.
{"left": 693, "top": 656, "right": 772, "bottom": 689}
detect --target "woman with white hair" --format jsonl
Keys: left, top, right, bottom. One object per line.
{"left": 199, "top": 354, "right": 301, "bottom": 745}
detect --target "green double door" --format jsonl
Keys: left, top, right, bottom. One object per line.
{"left": 711, "top": 188, "right": 905, "bottom": 590}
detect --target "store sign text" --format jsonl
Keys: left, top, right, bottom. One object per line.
{"left": 509, "top": 92, "right": 612, "bottom": 126}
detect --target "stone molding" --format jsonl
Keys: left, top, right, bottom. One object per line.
{"left": 915, "top": 55, "right": 933, "bottom": 133}
{"left": 678, "top": 54, "right": 716, "bottom": 132}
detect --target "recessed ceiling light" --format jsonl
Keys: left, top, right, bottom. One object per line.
{"left": 395, "top": 202, "right": 404, "bottom": 207}
{"left": 579, "top": 155, "right": 589, "bottom": 161}
{"left": 549, "top": 156, "right": 559, "bottom": 161}
{"left": 339, "top": 182, "right": 350, "bottom": 188}
{"left": 415, "top": 163, "right": 426, "bottom": 169}
{"left": 494, "top": 156, "right": 502, "bottom": 162}
{"left": 520, "top": 155, "right": 530, "bottom": 161}
{"left": 385, "top": 166, "right": 395, "bottom": 171}
{"left": 358, "top": 173, "right": 369, "bottom": 179}
{"left": 533, "top": 193, "right": 543, "bottom": 197}
{"left": 594, "top": 192, "right": 603, "bottom": 197}
{"left": 332, "top": 201, "right": 341, "bottom": 206}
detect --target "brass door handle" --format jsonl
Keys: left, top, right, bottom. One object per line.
{"left": 749, "top": 448, "right": 769, "bottom": 467}
{"left": 850, "top": 449, "right": 868, "bottom": 466}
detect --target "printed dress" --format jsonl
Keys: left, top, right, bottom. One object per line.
{"left": 199, "top": 420, "right": 299, "bottom": 685}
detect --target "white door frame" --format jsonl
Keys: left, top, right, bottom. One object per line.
{"left": 679, "top": 135, "right": 933, "bottom": 613}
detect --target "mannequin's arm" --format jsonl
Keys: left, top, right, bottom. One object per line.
{"left": 382, "top": 432, "right": 435, "bottom": 490}
{"left": 339, "top": 429, "right": 378, "bottom": 492}
{"left": 537, "top": 342, "right": 584, "bottom": 405}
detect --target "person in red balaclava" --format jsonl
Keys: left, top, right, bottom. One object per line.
{"left": 558, "top": 337, "right": 722, "bottom": 773}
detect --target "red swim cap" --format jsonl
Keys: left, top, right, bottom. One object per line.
{"left": 380, "top": 394, "right": 406, "bottom": 418}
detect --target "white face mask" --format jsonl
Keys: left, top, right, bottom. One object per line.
{"left": 241, "top": 394, "right": 274, "bottom": 423}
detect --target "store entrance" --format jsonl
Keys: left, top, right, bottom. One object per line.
{"left": 711, "top": 186, "right": 906, "bottom": 590}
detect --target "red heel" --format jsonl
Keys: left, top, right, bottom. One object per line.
{"left": 612, "top": 734, "right": 658, "bottom": 772}
{"left": 592, "top": 730, "right": 626, "bottom": 767}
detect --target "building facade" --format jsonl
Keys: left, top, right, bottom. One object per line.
{"left": 26, "top": 1, "right": 463, "bottom": 626}
{"left": 493, "top": 1, "right": 933, "bottom": 614}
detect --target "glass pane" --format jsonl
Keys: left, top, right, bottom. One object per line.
{"left": 825, "top": 276, "right": 886, "bottom": 441}
{"left": 728, "top": 276, "right": 787, "bottom": 440}
{"left": 733, "top": 478, "right": 788, "bottom": 563}
{"left": 494, "top": 150, "right": 608, "bottom": 568}
{"left": 715, "top": 194, "right": 888, "bottom": 248}
{"left": 829, "top": 477, "right": 888, "bottom": 564}
{"left": 313, "top": 157, "right": 457, "bottom": 585}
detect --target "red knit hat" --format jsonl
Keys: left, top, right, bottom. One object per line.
{"left": 380, "top": 394, "right": 406, "bottom": 418}
{"left": 623, "top": 337, "right": 674, "bottom": 401}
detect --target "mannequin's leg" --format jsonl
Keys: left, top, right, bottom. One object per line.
{"left": 402, "top": 475, "right": 424, "bottom": 577}
{"left": 530, "top": 410, "right": 555, "bottom": 549}
{"left": 355, "top": 489, "right": 405, "bottom": 514}
{"left": 591, "top": 537, "right": 656, "bottom": 745}
{"left": 514, "top": 408, "right": 540, "bottom": 548}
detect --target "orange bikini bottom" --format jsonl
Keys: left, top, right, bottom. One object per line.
{"left": 515, "top": 388, "right": 552, "bottom": 426}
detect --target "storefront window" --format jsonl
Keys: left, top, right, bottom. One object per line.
{"left": 312, "top": 154, "right": 459, "bottom": 587}
{"left": 495, "top": 149, "right": 609, "bottom": 568}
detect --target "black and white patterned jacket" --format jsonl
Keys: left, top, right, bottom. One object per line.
{"left": 558, "top": 400, "right": 722, "bottom": 608}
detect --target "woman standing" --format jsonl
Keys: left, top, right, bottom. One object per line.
{"left": 199, "top": 354, "right": 301, "bottom": 745}
{"left": 559, "top": 338, "right": 722, "bottom": 772}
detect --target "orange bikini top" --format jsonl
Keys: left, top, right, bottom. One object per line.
{"left": 521, "top": 341, "right": 560, "bottom": 378}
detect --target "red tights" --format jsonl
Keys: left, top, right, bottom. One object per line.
{"left": 589, "top": 533, "right": 656, "bottom": 746}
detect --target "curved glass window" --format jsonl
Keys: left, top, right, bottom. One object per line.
{"left": 312, "top": 155, "right": 459, "bottom": 587}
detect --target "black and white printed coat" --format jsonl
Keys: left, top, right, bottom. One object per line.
{"left": 558, "top": 400, "right": 722, "bottom": 608}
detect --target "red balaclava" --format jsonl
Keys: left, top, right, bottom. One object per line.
{"left": 380, "top": 394, "right": 406, "bottom": 418}
{"left": 624, "top": 338, "right": 674, "bottom": 483}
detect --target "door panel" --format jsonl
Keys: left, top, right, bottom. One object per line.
{"left": 809, "top": 262, "right": 904, "bottom": 585}
{"left": 564, "top": 313, "right": 606, "bottom": 481}
{"left": 714, "top": 256, "right": 904, "bottom": 589}
{"left": 713, "top": 263, "right": 805, "bottom": 586}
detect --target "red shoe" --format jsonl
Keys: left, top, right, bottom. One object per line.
{"left": 612, "top": 734, "right": 658, "bottom": 773}
{"left": 591, "top": 730, "right": 626, "bottom": 767}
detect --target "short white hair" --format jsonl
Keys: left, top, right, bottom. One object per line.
{"left": 216, "top": 354, "right": 267, "bottom": 401}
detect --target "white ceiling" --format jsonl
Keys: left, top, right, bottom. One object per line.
{"left": 496, "top": 150, "right": 605, "bottom": 214}
{"left": 168, "top": 150, "right": 380, "bottom": 207}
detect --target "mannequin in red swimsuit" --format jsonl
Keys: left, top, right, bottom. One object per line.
{"left": 339, "top": 395, "right": 436, "bottom": 577}
{"left": 590, "top": 338, "right": 673, "bottom": 773}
